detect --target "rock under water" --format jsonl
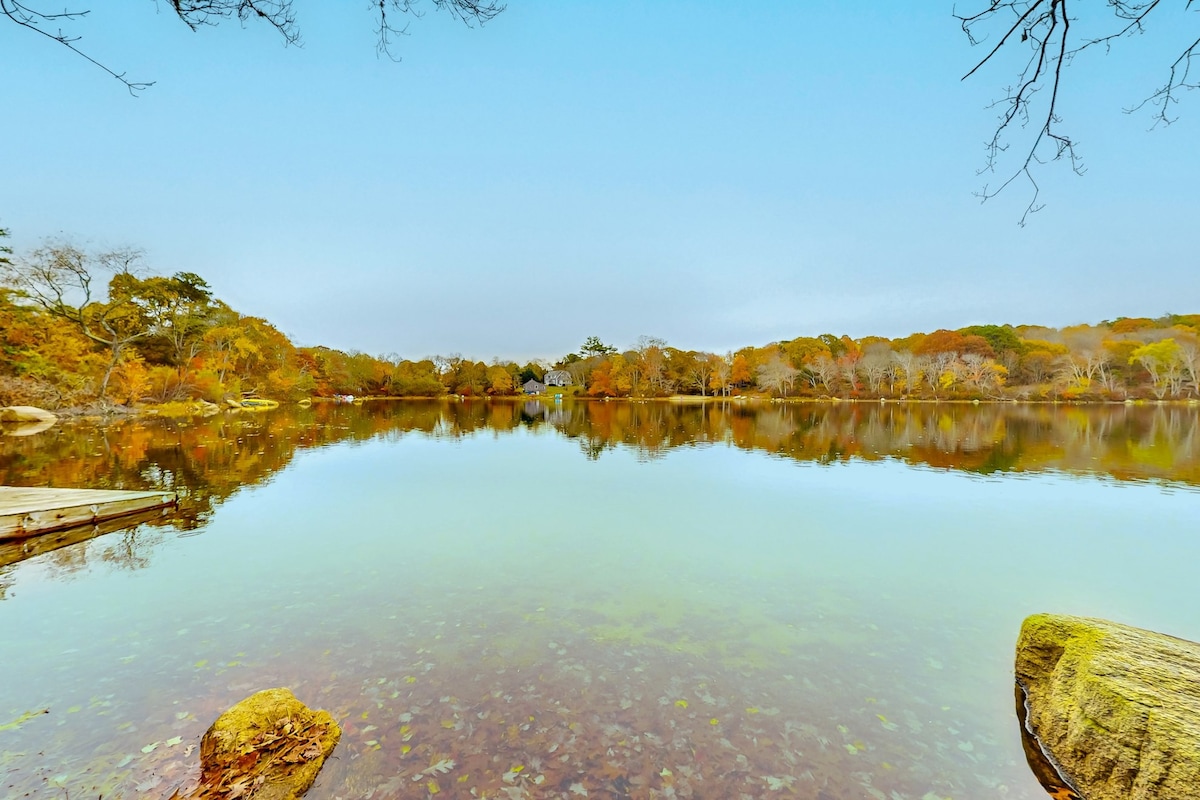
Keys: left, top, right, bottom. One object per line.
{"left": 193, "top": 687, "right": 341, "bottom": 800}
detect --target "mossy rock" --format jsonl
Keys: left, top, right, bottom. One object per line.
{"left": 196, "top": 688, "right": 340, "bottom": 800}
{"left": 1016, "top": 614, "right": 1200, "bottom": 800}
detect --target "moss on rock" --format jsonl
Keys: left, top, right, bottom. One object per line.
{"left": 1016, "top": 614, "right": 1200, "bottom": 800}
{"left": 195, "top": 688, "right": 340, "bottom": 800}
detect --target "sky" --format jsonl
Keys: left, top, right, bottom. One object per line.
{"left": 3, "top": 1, "right": 1198, "bottom": 362}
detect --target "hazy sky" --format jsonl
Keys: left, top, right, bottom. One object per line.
{"left": 3, "top": 2, "right": 1197, "bottom": 362}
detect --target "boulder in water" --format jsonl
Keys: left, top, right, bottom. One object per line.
{"left": 195, "top": 688, "right": 340, "bottom": 800}
{"left": 1016, "top": 613, "right": 1200, "bottom": 800}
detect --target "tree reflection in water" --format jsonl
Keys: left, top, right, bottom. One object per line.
{"left": 1, "top": 400, "right": 1197, "bottom": 581}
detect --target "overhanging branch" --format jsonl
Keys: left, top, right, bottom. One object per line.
{"left": 2, "top": 0, "right": 505, "bottom": 91}
{"left": 957, "top": 0, "right": 1198, "bottom": 224}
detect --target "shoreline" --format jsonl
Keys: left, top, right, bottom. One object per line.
{"left": 8, "top": 394, "right": 1197, "bottom": 426}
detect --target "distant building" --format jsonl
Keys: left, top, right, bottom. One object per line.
{"left": 523, "top": 379, "right": 546, "bottom": 395}
{"left": 544, "top": 369, "right": 572, "bottom": 387}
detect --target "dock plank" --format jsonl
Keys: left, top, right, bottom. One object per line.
{"left": 0, "top": 487, "right": 178, "bottom": 539}
{"left": 0, "top": 507, "right": 173, "bottom": 569}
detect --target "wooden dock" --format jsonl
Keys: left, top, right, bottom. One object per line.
{"left": 0, "top": 507, "right": 174, "bottom": 569}
{"left": 0, "top": 487, "right": 178, "bottom": 540}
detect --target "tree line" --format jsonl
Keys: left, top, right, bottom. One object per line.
{"left": 566, "top": 321, "right": 1200, "bottom": 402}
{"left": 1, "top": 238, "right": 1197, "bottom": 408}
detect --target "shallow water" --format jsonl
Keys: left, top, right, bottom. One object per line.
{"left": 2, "top": 401, "right": 1198, "bottom": 799}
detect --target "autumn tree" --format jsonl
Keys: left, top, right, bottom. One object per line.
{"left": 730, "top": 352, "right": 753, "bottom": 389}
{"left": 632, "top": 336, "right": 671, "bottom": 396}
{"left": 0, "top": 287, "right": 103, "bottom": 405}
{"left": 921, "top": 351, "right": 959, "bottom": 398}
{"left": 915, "top": 329, "right": 994, "bottom": 359}
{"left": 1, "top": 242, "right": 159, "bottom": 398}
{"left": 807, "top": 353, "right": 839, "bottom": 394}
{"left": 202, "top": 304, "right": 257, "bottom": 386}
{"left": 858, "top": 343, "right": 894, "bottom": 395}
{"left": 709, "top": 353, "right": 733, "bottom": 397}
{"left": 756, "top": 351, "right": 799, "bottom": 397}
{"left": 387, "top": 358, "right": 444, "bottom": 396}
{"left": 587, "top": 354, "right": 634, "bottom": 398}
{"left": 1176, "top": 330, "right": 1200, "bottom": 397}
{"left": 959, "top": 324, "right": 1022, "bottom": 358}
{"left": 562, "top": 357, "right": 592, "bottom": 388}
{"left": 890, "top": 350, "right": 921, "bottom": 396}
{"left": 960, "top": 352, "right": 1008, "bottom": 395}
{"left": 675, "top": 351, "right": 710, "bottom": 396}
{"left": 836, "top": 349, "right": 862, "bottom": 397}
{"left": 1016, "top": 339, "right": 1068, "bottom": 386}
{"left": 817, "top": 333, "right": 849, "bottom": 359}
{"left": 781, "top": 337, "right": 832, "bottom": 371}
{"left": 486, "top": 364, "right": 515, "bottom": 395}
{"left": 1053, "top": 325, "right": 1117, "bottom": 396}
{"left": 436, "top": 353, "right": 489, "bottom": 396}
{"left": 1130, "top": 338, "right": 1185, "bottom": 399}
{"left": 586, "top": 359, "right": 617, "bottom": 398}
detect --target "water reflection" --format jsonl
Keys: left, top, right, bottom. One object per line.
{"left": 3, "top": 401, "right": 1196, "bottom": 503}
{"left": 2, "top": 399, "right": 1195, "bottom": 587}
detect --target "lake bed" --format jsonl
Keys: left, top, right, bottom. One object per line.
{"left": 2, "top": 401, "right": 1198, "bottom": 799}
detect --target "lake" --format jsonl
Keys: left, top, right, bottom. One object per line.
{"left": 2, "top": 400, "right": 1198, "bottom": 799}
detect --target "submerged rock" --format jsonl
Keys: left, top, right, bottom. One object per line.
{"left": 1016, "top": 614, "right": 1200, "bottom": 800}
{"left": 0, "top": 406, "right": 57, "bottom": 424}
{"left": 195, "top": 688, "right": 340, "bottom": 800}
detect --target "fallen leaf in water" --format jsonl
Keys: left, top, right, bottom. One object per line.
{"left": 424, "top": 758, "right": 456, "bottom": 775}
{"left": 0, "top": 709, "right": 49, "bottom": 732}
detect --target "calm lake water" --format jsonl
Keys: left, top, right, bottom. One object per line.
{"left": 2, "top": 400, "right": 1198, "bottom": 799}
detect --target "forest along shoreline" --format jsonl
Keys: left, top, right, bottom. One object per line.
{"left": 2, "top": 244, "right": 1199, "bottom": 410}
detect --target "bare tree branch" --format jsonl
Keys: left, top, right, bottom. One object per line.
{"left": 1, "top": 0, "right": 505, "bottom": 90}
{"left": 958, "top": 0, "right": 1198, "bottom": 224}
{"left": 1, "top": 0, "right": 154, "bottom": 93}
{"left": 168, "top": 1, "right": 300, "bottom": 43}
{"left": 374, "top": 0, "right": 506, "bottom": 60}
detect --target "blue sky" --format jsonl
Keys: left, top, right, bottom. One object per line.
{"left": 3, "top": 1, "right": 1197, "bottom": 362}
